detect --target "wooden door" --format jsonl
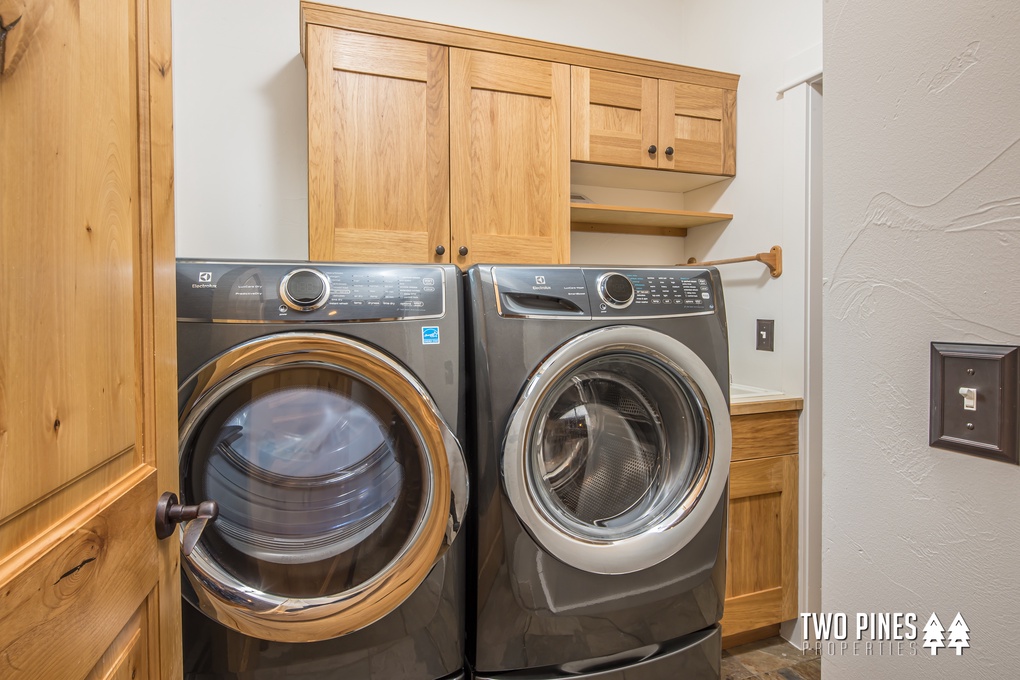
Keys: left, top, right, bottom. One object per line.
{"left": 450, "top": 49, "right": 570, "bottom": 266}
{"left": 657, "top": 81, "right": 736, "bottom": 175}
{"left": 722, "top": 454, "right": 799, "bottom": 640}
{"left": 306, "top": 26, "right": 450, "bottom": 264}
{"left": 0, "top": 0, "right": 180, "bottom": 678}
{"left": 570, "top": 66, "right": 658, "bottom": 169}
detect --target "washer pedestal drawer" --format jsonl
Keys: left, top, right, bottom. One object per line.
{"left": 472, "top": 625, "right": 720, "bottom": 680}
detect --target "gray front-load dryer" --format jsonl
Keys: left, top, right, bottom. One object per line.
{"left": 465, "top": 265, "right": 731, "bottom": 680}
{"left": 176, "top": 260, "right": 467, "bottom": 679}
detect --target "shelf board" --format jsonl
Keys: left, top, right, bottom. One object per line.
{"left": 571, "top": 161, "right": 732, "bottom": 193}
{"left": 570, "top": 203, "right": 732, "bottom": 237}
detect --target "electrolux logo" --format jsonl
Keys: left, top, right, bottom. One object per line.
{"left": 800, "top": 611, "right": 970, "bottom": 657}
{"left": 192, "top": 271, "right": 217, "bottom": 289}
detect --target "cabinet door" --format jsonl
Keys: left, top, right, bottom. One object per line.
{"left": 307, "top": 26, "right": 450, "bottom": 263}
{"left": 721, "top": 455, "right": 799, "bottom": 639}
{"left": 571, "top": 66, "right": 658, "bottom": 168}
{"left": 450, "top": 49, "right": 570, "bottom": 265}
{"left": 657, "top": 81, "right": 736, "bottom": 175}
{"left": 0, "top": 0, "right": 180, "bottom": 677}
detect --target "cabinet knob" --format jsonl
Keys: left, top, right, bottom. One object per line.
{"left": 435, "top": 245, "right": 446, "bottom": 255}
{"left": 665, "top": 146, "right": 674, "bottom": 156}
{"left": 458, "top": 246, "right": 468, "bottom": 257}
{"left": 647, "top": 145, "right": 657, "bottom": 154}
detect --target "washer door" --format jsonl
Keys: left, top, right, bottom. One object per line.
{"left": 177, "top": 332, "right": 467, "bottom": 642}
{"left": 503, "top": 325, "right": 730, "bottom": 575}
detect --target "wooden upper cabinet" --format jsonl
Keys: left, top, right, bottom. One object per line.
{"left": 572, "top": 66, "right": 737, "bottom": 176}
{"left": 658, "top": 81, "right": 736, "bottom": 175}
{"left": 299, "top": 2, "right": 738, "bottom": 263}
{"left": 450, "top": 50, "right": 570, "bottom": 266}
{"left": 306, "top": 26, "right": 450, "bottom": 263}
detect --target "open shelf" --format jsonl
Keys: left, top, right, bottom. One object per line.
{"left": 570, "top": 203, "right": 733, "bottom": 237}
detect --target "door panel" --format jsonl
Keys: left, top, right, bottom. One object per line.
{"left": 0, "top": 472, "right": 158, "bottom": 678}
{"left": 0, "top": 0, "right": 179, "bottom": 677}
{"left": 571, "top": 66, "right": 657, "bottom": 168}
{"left": 450, "top": 49, "right": 569, "bottom": 266}
{"left": 307, "top": 26, "right": 450, "bottom": 263}
{"left": 657, "top": 81, "right": 736, "bottom": 175}
{"left": 85, "top": 603, "right": 151, "bottom": 680}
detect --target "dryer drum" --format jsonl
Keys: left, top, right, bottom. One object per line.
{"left": 201, "top": 386, "right": 405, "bottom": 565}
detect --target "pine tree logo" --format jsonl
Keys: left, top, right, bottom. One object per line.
{"left": 922, "top": 612, "right": 946, "bottom": 655}
{"left": 946, "top": 613, "right": 970, "bottom": 655}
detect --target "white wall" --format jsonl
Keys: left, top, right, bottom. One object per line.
{"left": 172, "top": 1, "right": 822, "bottom": 389}
{"left": 824, "top": 1, "right": 1020, "bottom": 677}
{"left": 678, "top": 5, "right": 821, "bottom": 392}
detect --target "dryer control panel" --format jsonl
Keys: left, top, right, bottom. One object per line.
{"left": 491, "top": 266, "right": 716, "bottom": 319}
{"left": 177, "top": 261, "right": 447, "bottom": 322}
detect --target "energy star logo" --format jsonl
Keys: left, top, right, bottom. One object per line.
{"left": 421, "top": 326, "right": 440, "bottom": 345}
{"left": 800, "top": 611, "right": 969, "bottom": 657}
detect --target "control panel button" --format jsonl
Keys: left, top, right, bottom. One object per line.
{"left": 598, "top": 272, "right": 636, "bottom": 309}
{"left": 281, "top": 268, "right": 330, "bottom": 311}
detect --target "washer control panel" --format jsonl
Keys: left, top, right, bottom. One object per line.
{"left": 177, "top": 261, "right": 446, "bottom": 322}
{"left": 491, "top": 266, "right": 716, "bottom": 318}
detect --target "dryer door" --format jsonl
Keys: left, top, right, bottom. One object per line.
{"left": 177, "top": 332, "right": 467, "bottom": 642}
{"left": 503, "top": 325, "right": 730, "bottom": 575}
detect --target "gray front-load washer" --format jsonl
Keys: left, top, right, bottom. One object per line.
{"left": 176, "top": 260, "right": 467, "bottom": 679}
{"left": 465, "top": 265, "right": 731, "bottom": 680}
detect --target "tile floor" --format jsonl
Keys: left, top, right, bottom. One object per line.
{"left": 723, "top": 636, "right": 821, "bottom": 680}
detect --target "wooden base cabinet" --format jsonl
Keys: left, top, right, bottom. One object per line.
{"left": 721, "top": 403, "right": 802, "bottom": 647}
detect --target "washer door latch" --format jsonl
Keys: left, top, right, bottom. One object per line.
{"left": 155, "top": 491, "right": 219, "bottom": 556}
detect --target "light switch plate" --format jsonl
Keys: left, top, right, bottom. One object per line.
{"left": 756, "top": 319, "right": 775, "bottom": 352}
{"left": 929, "top": 342, "right": 1019, "bottom": 465}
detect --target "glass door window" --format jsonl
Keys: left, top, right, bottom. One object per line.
{"left": 182, "top": 365, "right": 425, "bottom": 598}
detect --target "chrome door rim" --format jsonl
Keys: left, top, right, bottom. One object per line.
{"left": 502, "top": 325, "right": 730, "bottom": 575}
{"left": 177, "top": 332, "right": 467, "bottom": 642}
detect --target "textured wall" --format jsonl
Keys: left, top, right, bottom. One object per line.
{"left": 823, "top": 0, "right": 1020, "bottom": 676}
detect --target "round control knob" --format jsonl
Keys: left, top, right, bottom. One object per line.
{"left": 597, "top": 272, "right": 635, "bottom": 309}
{"left": 280, "top": 268, "right": 330, "bottom": 311}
